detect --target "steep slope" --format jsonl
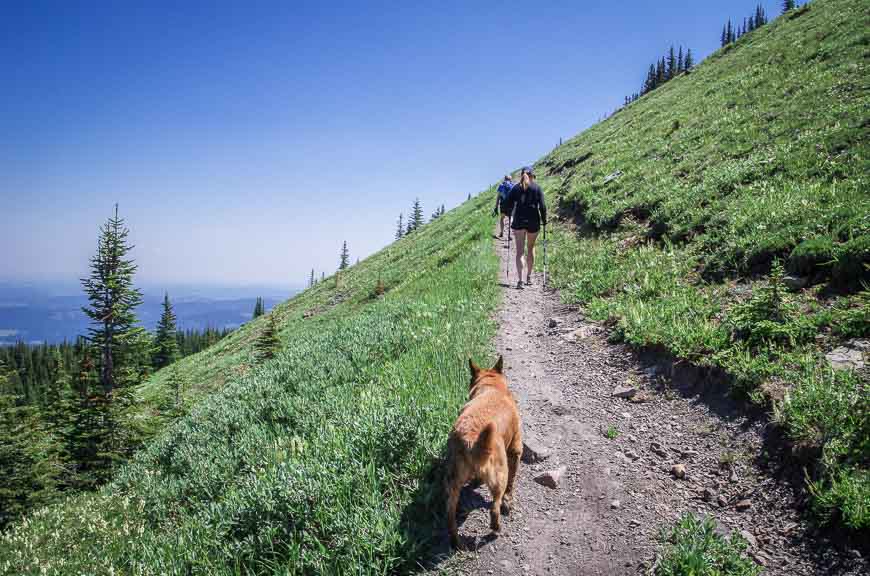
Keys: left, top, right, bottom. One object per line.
{"left": 536, "top": 0, "right": 867, "bottom": 537}
{"left": 0, "top": 195, "right": 503, "bottom": 574}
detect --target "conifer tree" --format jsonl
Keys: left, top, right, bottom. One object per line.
{"left": 666, "top": 46, "right": 676, "bottom": 80}
{"left": 309, "top": 268, "right": 315, "bottom": 287}
{"left": 395, "top": 213, "right": 404, "bottom": 240}
{"left": 339, "top": 241, "right": 350, "bottom": 270}
{"left": 164, "top": 366, "right": 188, "bottom": 417}
{"left": 40, "top": 349, "right": 75, "bottom": 474}
{"left": 441, "top": 204, "right": 445, "bottom": 216}
{"left": 81, "top": 205, "right": 143, "bottom": 395}
{"left": 756, "top": 5, "right": 766, "bottom": 26}
{"left": 783, "top": 0, "right": 796, "bottom": 12}
{"left": 644, "top": 63, "right": 656, "bottom": 93}
{"left": 152, "top": 292, "right": 179, "bottom": 370}
{"left": 0, "top": 390, "right": 60, "bottom": 528}
{"left": 409, "top": 198, "right": 424, "bottom": 232}
{"left": 727, "top": 20, "right": 734, "bottom": 43}
{"left": 656, "top": 58, "right": 665, "bottom": 86}
{"left": 677, "top": 46, "right": 684, "bottom": 74}
{"left": 252, "top": 297, "right": 264, "bottom": 319}
{"left": 684, "top": 49, "right": 695, "bottom": 71}
{"left": 721, "top": 24, "right": 728, "bottom": 47}
{"left": 255, "top": 314, "right": 281, "bottom": 362}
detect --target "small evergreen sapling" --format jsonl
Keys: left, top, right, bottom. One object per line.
{"left": 339, "top": 241, "right": 350, "bottom": 270}
{"left": 153, "top": 292, "right": 179, "bottom": 370}
{"left": 252, "top": 297, "right": 265, "bottom": 319}
{"left": 255, "top": 314, "right": 282, "bottom": 361}
{"left": 395, "top": 213, "right": 404, "bottom": 240}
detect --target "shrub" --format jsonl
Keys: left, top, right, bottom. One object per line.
{"left": 832, "top": 237, "right": 870, "bottom": 288}
{"left": 656, "top": 514, "right": 761, "bottom": 576}
{"left": 788, "top": 237, "right": 835, "bottom": 277}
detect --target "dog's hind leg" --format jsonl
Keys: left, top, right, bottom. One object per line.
{"left": 486, "top": 448, "right": 509, "bottom": 533}
{"left": 504, "top": 448, "right": 521, "bottom": 514}
{"left": 446, "top": 461, "right": 471, "bottom": 549}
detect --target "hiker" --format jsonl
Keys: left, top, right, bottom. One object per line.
{"left": 493, "top": 175, "right": 514, "bottom": 238}
{"left": 504, "top": 167, "right": 546, "bottom": 288}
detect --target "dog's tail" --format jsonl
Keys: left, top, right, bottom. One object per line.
{"left": 473, "top": 422, "right": 499, "bottom": 457}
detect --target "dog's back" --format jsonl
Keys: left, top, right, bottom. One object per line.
{"left": 446, "top": 357, "right": 522, "bottom": 548}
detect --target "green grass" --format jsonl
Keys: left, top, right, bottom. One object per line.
{"left": 655, "top": 514, "right": 761, "bottom": 576}
{"left": 0, "top": 193, "right": 501, "bottom": 574}
{"left": 536, "top": 0, "right": 868, "bottom": 534}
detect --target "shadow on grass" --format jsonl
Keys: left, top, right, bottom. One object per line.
{"left": 397, "top": 446, "right": 501, "bottom": 573}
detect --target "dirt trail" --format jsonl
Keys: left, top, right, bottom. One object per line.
{"left": 443, "top": 233, "right": 867, "bottom": 575}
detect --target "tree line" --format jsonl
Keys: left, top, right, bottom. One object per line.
{"left": 721, "top": 4, "right": 770, "bottom": 47}
{"left": 625, "top": 44, "right": 695, "bottom": 106}
{"left": 0, "top": 205, "right": 233, "bottom": 529}
{"left": 620, "top": 1, "right": 800, "bottom": 111}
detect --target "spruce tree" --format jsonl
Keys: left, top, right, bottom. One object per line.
{"left": 783, "top": 0, "right": 796, "bottom": 12}
{"left": 644, "top": 63, "right": 656, "bottom": 93}
{"left": 81, "top": 205, "right": 143, "bottom": 396}
{"left": 441, "top": 204, "right": 445, "bottom": 216}
{"left": 164, "top": 366, "right": 188, "bottom": 417}
{"left": 727, "top": 20, "right": 734, "bottom": 43}
{"left": 152, "top": 292, "right": 179, "bottom": 370}
{"left": 255, "top": 314, "right": 281, "bottom": 361}
{"left": 252, "top": 297, "right": 264, "bottom": 319}
{"left": 721, "top": 24, "right": 728, "bottom": 47}
{"left": 677, "top": 46, "right": 684, "bottom": 74}
{"left": 409, "top": 198, "right": 424, "bottom": 232}
{"left": 0, "top": 391, "right": 60, "bottom": 528}
{"left": 395, "top": 213, "right": 404, "bottom": 240}
{"left": 684, "top": 49, "right": 695, "bottom": 71}
{"left": 339, "top": 241, "right": 350, "bottom": 270}
{"left": 666, "top": 46, "right": 676, "bottom": 80}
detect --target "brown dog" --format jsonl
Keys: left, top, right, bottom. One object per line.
{"left": 446, "top": 356, "right": 522, "bottom": 548}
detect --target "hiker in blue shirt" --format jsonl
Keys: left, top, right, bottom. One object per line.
{"left": 492, "top": 175, "right": 514, "bottom": 238}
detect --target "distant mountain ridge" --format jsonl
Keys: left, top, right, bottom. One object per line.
{"left": 0, "top": 282, "right": 294, "bottom": 345}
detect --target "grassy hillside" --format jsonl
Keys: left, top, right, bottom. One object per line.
{"left": 0, "top": 194, "right": 501, "bottom": 574}
{"left": 536, "top": 0, "right": 868, "bottom": 534}
{"left": 2, "top": 0, "right": 867, "bottom": 573}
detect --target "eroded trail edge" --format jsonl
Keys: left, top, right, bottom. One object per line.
{"left": 445, "top": 234, "right": 867, "bottom": 576}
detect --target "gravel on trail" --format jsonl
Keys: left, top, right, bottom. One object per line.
{"left": 437, "top": 233, "right": 868, "bottom": 576}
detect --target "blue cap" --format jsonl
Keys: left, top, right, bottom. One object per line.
{"left": 522, "top": 166, "right": 534, "bottom": 176}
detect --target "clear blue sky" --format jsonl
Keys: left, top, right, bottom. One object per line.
{"left": 0, "top": 0, "right": 783, "bottom": 288}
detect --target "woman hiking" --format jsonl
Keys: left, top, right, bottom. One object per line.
{"left": 504, "top": 167, "right": 546, "bottom": 289}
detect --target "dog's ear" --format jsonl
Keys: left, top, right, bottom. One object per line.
{"left": 492, "top": 355, "right": 504, "bottom": 373}
{"left": 469, "top": 358, "right": 480, "bottom": 378}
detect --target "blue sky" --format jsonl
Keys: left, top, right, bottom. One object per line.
{"left": 1, "top": 0, "right": 783, "bottom": 288}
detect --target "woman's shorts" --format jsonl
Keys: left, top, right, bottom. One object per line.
{"left": 511, "top": 221, "right": 540, "bottom": 234}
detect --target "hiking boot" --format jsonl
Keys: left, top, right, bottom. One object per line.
{"left": 516, "top": 280, "right": 524, "bottom": 290}
{"left": 525, "top": 277, "right": 532, "bottom": 286}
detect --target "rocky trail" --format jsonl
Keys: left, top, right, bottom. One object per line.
{"left": 438, "top": 234, "right": 868, "bottom": 575}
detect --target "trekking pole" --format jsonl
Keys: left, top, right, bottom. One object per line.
{"left": 543, "top": 224, "right": 549, "bottom": 288}
{"left": 506, "top": 216, "right": 512, "bottom": 282}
